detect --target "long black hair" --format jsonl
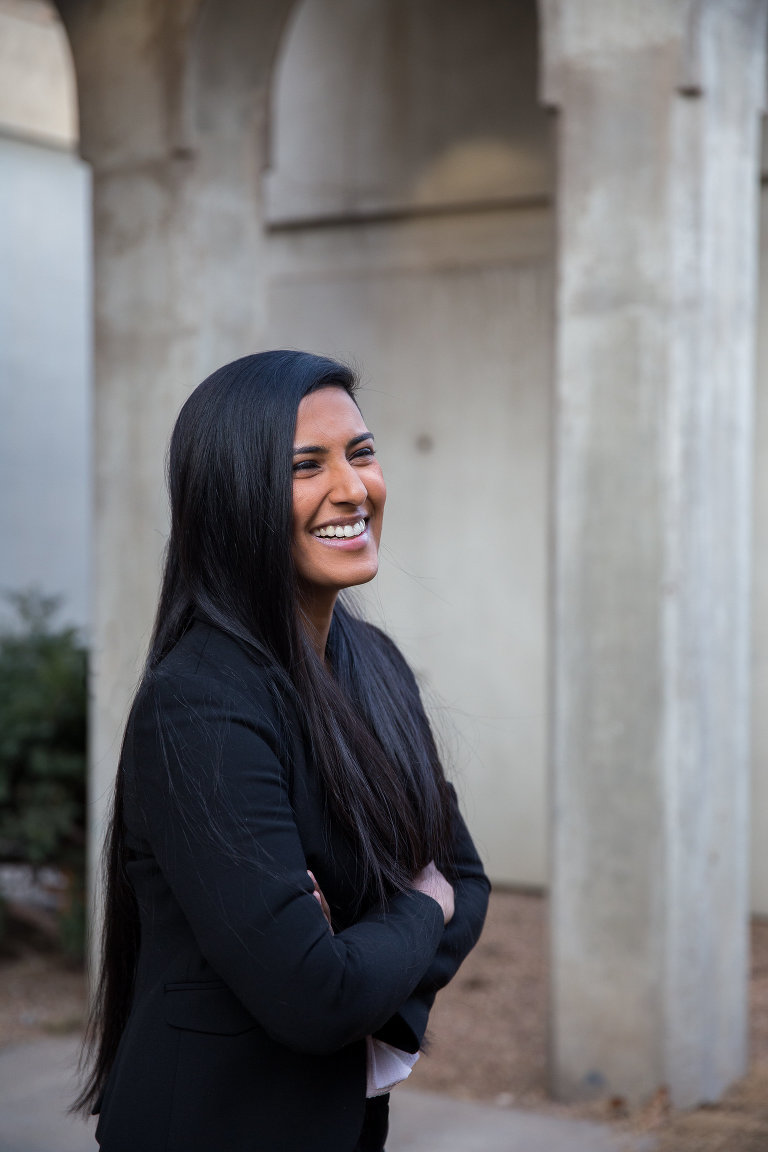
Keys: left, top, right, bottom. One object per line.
{"left": 75, "top": 351, "right": 455, "bottom": 1114}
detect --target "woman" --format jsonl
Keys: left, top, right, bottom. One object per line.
{"left": 77, "top": 351, "right": 489, "bottom": 1152}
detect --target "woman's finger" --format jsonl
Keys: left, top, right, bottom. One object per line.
{"left": 308, "top": 870, "right": 333, "bottom": 931}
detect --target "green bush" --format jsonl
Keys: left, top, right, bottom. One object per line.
{"left": 0, "top": 590, "right": 87, "bottom": 958}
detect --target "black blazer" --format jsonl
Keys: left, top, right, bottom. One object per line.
{"left": 95, "top": 620, "right": 489, "bottom": 1152}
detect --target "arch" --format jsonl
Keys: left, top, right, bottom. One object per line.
{"left": 267, "top": 0, "right": 552, "bottom": 223}
{"left": 186, "top": 0, "right": 297, "bottom": 142}
{"left": 0, "top": 0, "right": 78, "bottom": 145}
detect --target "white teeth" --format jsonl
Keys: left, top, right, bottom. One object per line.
{"left": 313, "top": 519, "right": 366, "bottom": 539}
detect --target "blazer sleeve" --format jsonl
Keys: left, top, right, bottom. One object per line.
{"left": 124, "top": 670, "right": 445, "bottom": 1058}
{"left": 373, "top": 788, "right": 490, "bottom": 1053}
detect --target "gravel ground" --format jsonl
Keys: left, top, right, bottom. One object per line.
{"left": 1, "top": 889, "right": 767, "bottom": 1149}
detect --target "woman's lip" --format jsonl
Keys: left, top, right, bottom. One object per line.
{"left": 310, "top": 526, "right": 371, "bottom": 550}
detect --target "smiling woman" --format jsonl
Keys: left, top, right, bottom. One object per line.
{"left": 75, "top": 351, "right": 489, "bottom": 1152}
{"left": 292, "top": 387, "right": 386, "bottom": 649}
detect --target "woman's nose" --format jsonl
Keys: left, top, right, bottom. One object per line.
{"left": 330, "top": 460, "right": 367, "bottom": 506}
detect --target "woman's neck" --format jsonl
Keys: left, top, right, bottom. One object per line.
{"left": 298, "top": 586, "right": 338, "bottom": 659}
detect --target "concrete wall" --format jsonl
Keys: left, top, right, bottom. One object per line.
{"left": 752, "top": 173, "right": 768, "bottom": 916}
{"left": 266, "top": 0, "right": 554, "bottom": 883}
{"left": 0, "top": 0, "right": 90, "bottom": 632}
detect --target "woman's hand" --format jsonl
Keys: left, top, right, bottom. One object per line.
{"left": 411, "top": 861, "right": 454, "bottom": 925}
{"left": 308, "top": 870, "right": 333, "bottom": 932}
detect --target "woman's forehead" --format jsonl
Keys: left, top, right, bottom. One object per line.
{"left": 294, "top": 388, "right": 369, "bottom": 442}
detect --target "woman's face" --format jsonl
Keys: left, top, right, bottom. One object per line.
{"left": 291, "top": 387, "right": 386, "bottom": 602}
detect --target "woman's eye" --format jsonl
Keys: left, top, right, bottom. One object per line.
{"left": 351, "top": 446, "right": 375, "bottom": 461}
{"left": 293, "top": 459, "right": 319, "bottom": 473}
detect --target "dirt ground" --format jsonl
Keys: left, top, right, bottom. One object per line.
{"left": 1, "top": 889, "right": 767, "bottom": 1150}
{"left": 406, "top": 890, "right": 768, "bottom": 1151}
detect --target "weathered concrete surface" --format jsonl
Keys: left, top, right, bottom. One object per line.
{"left": 542, "top": 0, "right": 767, "bottom": 1110}
{"left": 0, "top": 1037, "right": 655, "bottom": 1152}
{"left": 749, "top": 152, "right": 768, "bottom": 915}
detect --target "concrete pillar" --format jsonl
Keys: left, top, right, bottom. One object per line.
{"left": 54, "top": 0, "right": 296, "bottom": 933}
{"left": 540, "top": 0, "right": 768, "bottom": 1107}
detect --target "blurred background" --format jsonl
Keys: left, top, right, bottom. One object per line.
{"left": 2, "top": 1, "right": 768, "bottom": 1149}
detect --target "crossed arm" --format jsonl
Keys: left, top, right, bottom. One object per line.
{"left": 125, "top": 671, "right": 489, "bottom": 1056}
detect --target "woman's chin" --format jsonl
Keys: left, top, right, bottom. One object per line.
{"left": 335, "top": 559, "right": 380, "bottom": 591}
{"left": 296, "top": 544, "right": 380, "bottom": 594}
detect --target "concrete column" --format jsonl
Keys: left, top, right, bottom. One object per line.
{"left": 54, "top": 0, "right": 295, "bottom": 933}
{"left": 540, "top": 0, "right": 768, "bottom": 1107}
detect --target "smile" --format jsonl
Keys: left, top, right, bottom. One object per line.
{"left": 311, "top": 518, "right": 367, "bottom": 539}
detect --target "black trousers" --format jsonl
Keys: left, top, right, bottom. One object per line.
{"left": 354, "top": 1094, "right": 389, "bottom": 1152}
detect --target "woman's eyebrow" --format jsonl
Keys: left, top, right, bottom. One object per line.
{"left": 293, "top": 432, "right": 374, "bottom": 455}
{"left": 347, "top": 432, "right": 374, "bottom": 449}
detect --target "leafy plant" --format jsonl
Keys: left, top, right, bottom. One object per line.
{"left": 0, "top": 590, "right": 87, "bottom": 958}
